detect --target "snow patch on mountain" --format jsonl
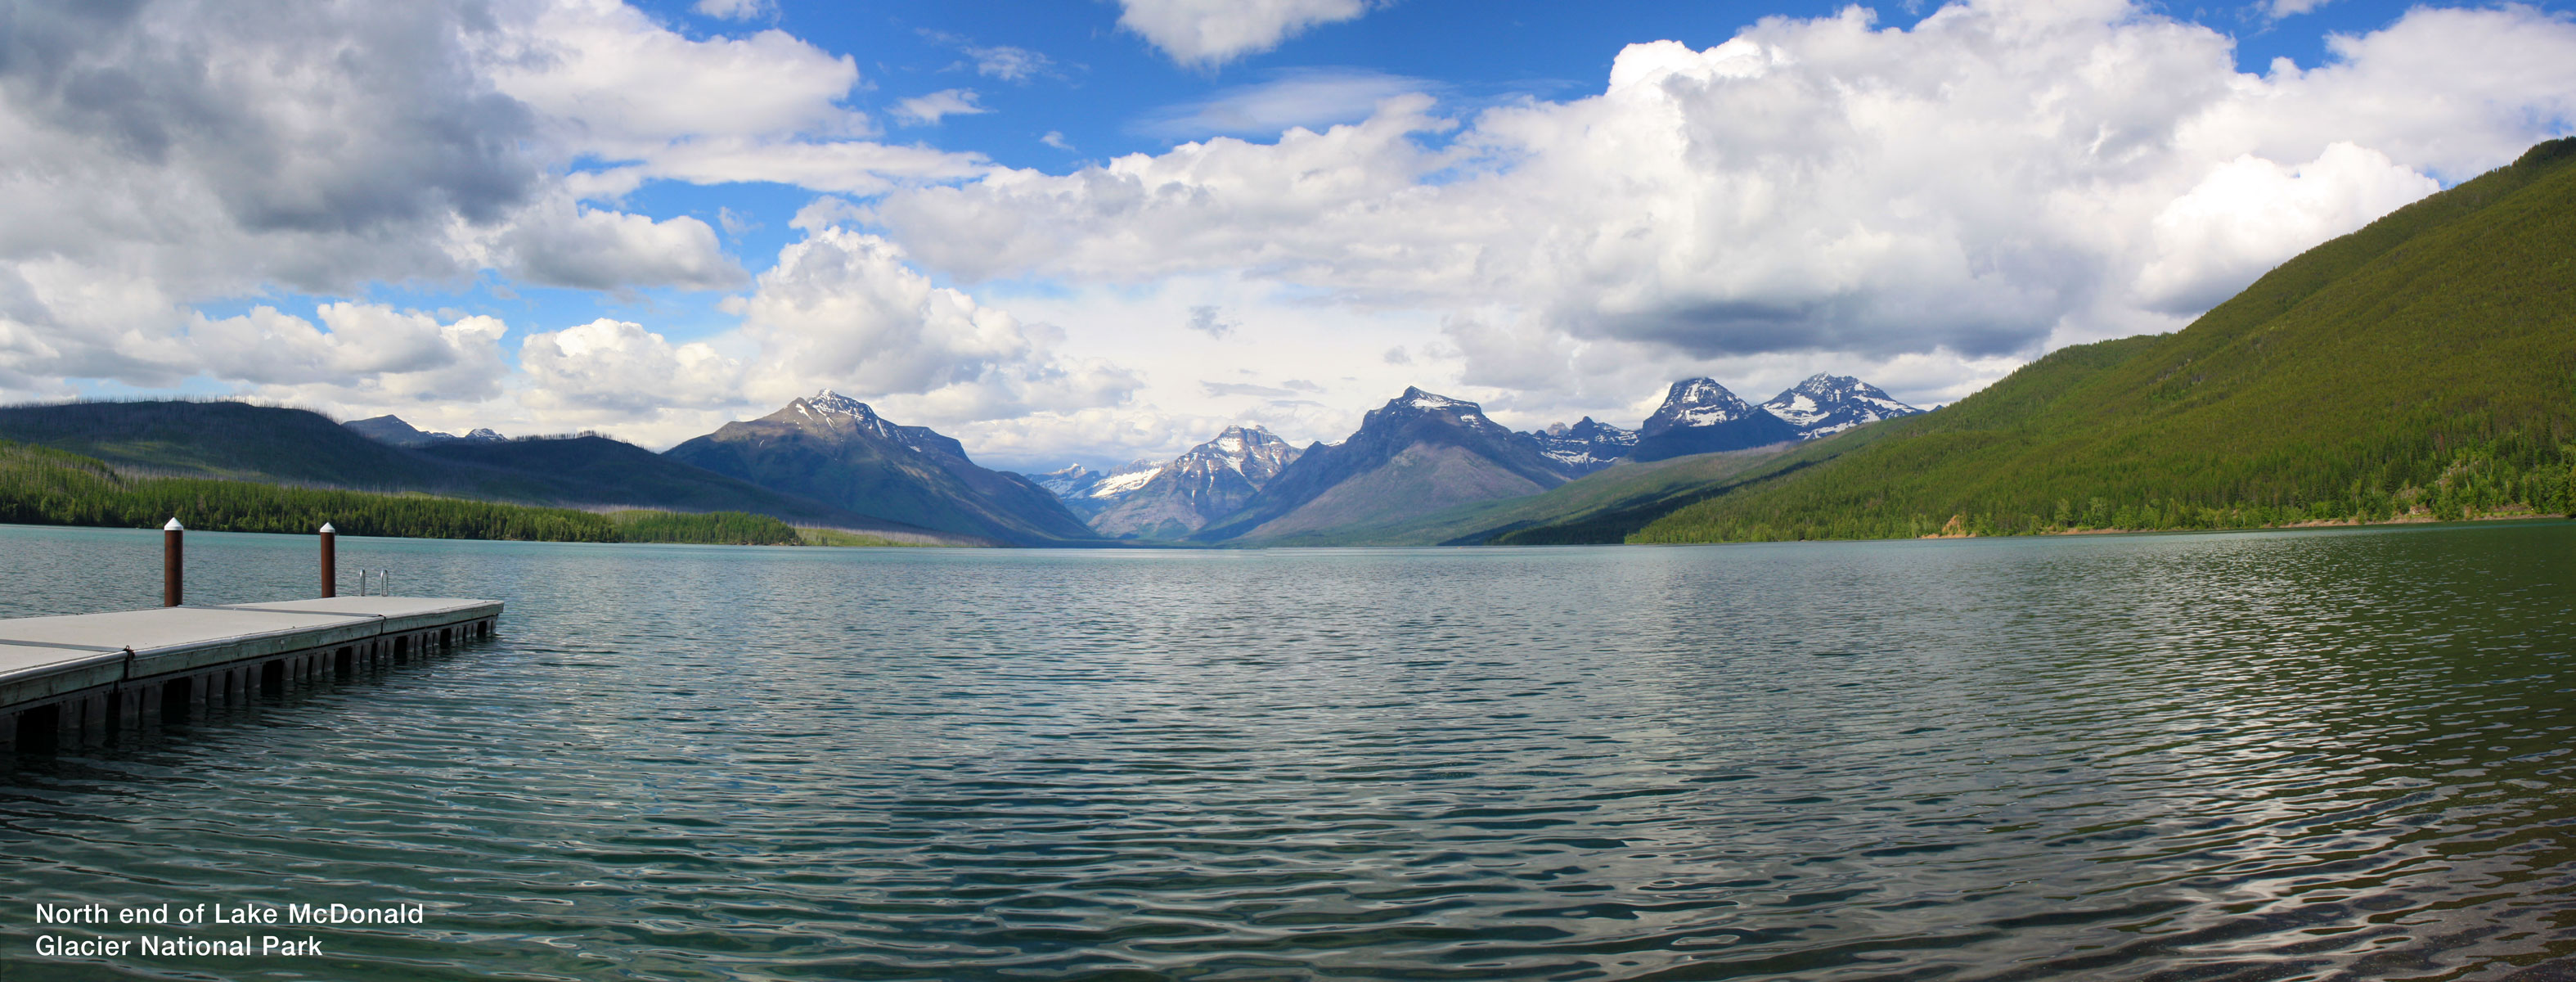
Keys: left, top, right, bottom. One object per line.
{"left": 1089, "top": 462, "right": 1162, "bottom": 499}
{"left": 1641, "top": 378, "right": 1761, "bottom": 435}
{"left": 1758, "top": 374, "right": 1923, "bottom": 437}
{"left": 1522, "top": 417, "right": 1638, "bottom": 476}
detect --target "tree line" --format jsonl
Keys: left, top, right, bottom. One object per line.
{"left": 0, "top": 439, "right": 799, "bottom": 545}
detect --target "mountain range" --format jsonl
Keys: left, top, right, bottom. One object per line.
{"left": 5, "top": 141, "right": 2565, "bottom": 549}
{"left": 0, "top": 399, "right": 965, "bottom": 542}
{"left": 663, "top": 390, "right": 1092, "bottom": 545}
{"left": 1016, "top": 373, "right": 1922, "bottom": 541}
{"left": 1081, "top": 426, "right": 1303, "bottom": 539}
{"left": 1189, "top": 388, "right": 1582, "bottom": 542}
{"left": 0, "top": 372, "right": 1921, "bottom": 550}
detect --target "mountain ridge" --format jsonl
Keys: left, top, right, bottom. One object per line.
{"left": 1190, "top": 387, "right": 1575, "bottom": 543}
{"left": 1086, "top": 425, "right": 1302, "bottom": 538}
{"left": 1629, "top": 378, "right": 1805, "bottom": 461}
{"left": 666, "top": 390, "right": 1095, "bottom": 545}
{"left": 0, "top": 399, "right": 965, "bottom": 542}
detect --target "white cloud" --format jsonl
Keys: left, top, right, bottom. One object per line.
{"left": 184, "top": 304, "right": 510, "bottom": 405}
{"left": 481, "top": 0, "right": 991, "bottom": 193}
{"left": 1117, "top": 0, "right": 1373, "bottom": 67}
{"left": 519, "top": 318, "right": 744, "bottom": 414}
{"left": 728, "top": 227, "right": 1140, "bottom": 426}
{"left": 966, "top": 45, "right": 1054, "bottom": 83}
{"left": 489, "top": 196, "right": 745, "bottom": 291}
{"left": 893, "top": 89, "right": 991, "bottom": 127}
{"left": 484, "top": 0, "right": 866, "bottom": 154}
{"left": 1041, "top": 131, "right": 1076, "bottom": 151}
{"left": 692, "top": 0, "right": 773, "bottom": 20}
{"left": 2131, "top": 143, "right": 2435, "bottom": 313}
{"left": 876, "top": 0, "right": 2576, "bottom": 426}
{"left": 1134, "top": 69, "right": 1434, "bottom": 139}
{"left": 2267, "top": 0, "right": 2330, "bottom": 19}
{"left": 0, "top": 0, "right": 981, "bottom": 409}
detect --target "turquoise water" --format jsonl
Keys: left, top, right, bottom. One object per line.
{"left": 2, "top": 521, "right": 2573, "bottom": 980}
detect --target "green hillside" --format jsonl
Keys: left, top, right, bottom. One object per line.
{"left": 0, "top": 399, "right": 963, "bottom": 541}
{"left": 0, "top": 399, "right": 485, "bottom": 491}
{"left": 0, "top": 439, "right": 800, "bottom": 545}
{"left": 1542, "top": 137, "right": 2576, "bottom": 544}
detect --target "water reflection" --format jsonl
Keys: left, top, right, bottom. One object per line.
{"left": 1, "top": 521, "right": 2570, "bottom": 980}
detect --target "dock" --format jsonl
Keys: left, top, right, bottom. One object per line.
{"left": 0, "top": 597, "right": 501, "bottom": 750}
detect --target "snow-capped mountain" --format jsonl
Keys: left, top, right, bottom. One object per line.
{"left": 1031, "top": 463, "right": 1101, "bottom": 498}
{"left": 1630, "top": 378, "right": 1804, "bottom": 462}
{"left": 1192, "top": 387, "right": 1575, "bottom": 543}
{"left": 667, "top": 390, "right": 1095, "bottom": 544}
{"left": 1642, "top": 378, "right": 1765, "bottom": 430}
{"left": 1522, "top": 417, "right": 1638, "bottom": 476}
{"left": 1760, "top": 374, "right": 1925, "bottom": 437}
{"left": 1033, "top": 458, "right": 1164, "bottom": 519}
{"left": 1087, "top": 426, "right": 1303, "bottom": 538}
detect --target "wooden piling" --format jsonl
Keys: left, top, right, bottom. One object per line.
{"left": 319, "top": 523, "right": 337, "bottom": 598}
{"left": 162, "top": 518, "right": 183, "bottom": 607}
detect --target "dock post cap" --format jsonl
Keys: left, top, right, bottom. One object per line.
{"left": 163, "top": 518, "right": 184, "bottom": 531}
{"left": 319, "top": 522, "right": 335, "bottom": 534}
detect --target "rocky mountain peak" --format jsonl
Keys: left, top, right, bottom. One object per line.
{"left": 799, "top": 389, "right": 881, "bottom": 421}
{"left": 1364, "top": 387, "right": 1504, "bottom": 434}
{"left": 1182, "top": 424, "right": 1290, "bottom": 463}
{"left": 1760, "top": 374, "right": 1922, "bottom": 437}
{"left": 1522, "top": 417, "right": 1638, "bottom": 476}
{"left": 1642, "top": 378, "right": 1759, "bottom": 435}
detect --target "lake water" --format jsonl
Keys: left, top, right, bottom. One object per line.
{"left": 2, "top": 521, "right": 2573, "bottom": 980}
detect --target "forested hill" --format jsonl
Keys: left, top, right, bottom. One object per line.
{"left": 1529, "top": 137, "right": 2576, "bottom": 544}
{"left": 0, "top": 399, "right": 960, "bottom": 541}
{"left": 0, "top": 439, "right": 802, "bottom": 544}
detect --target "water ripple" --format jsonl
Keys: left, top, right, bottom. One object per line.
{"left": 2, "top": 522, "right": 2572, "bottom": 979}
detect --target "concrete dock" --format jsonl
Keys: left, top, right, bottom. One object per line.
{"left": 0, "top": 597, "right": 501, "bottom": 750}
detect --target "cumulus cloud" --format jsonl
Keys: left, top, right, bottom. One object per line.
{"left": 519, "top": 318, "right": 743, "bottom": 414}
{"left": 876, "top": 0, "right": 2576, "bottom": 408}
{"left": 1117, "top": 0, "right": 1374, "bottom": 67}
{"left": 2131, "top": 144, "right": 2436, "bottom": 312}
{"left": 0, "top": 0, "right": 991, "bottom": 408}
{"left": 479, "top": 0, "right": 988, "bottom": 193}
{"left": 893, "top": 89, "right": 991, "bottom": 127}
{"left": 0, "top": 0, "right": 541, "bottom": 397}
{"left": 184, "top": 304, "right": 509, "bottom": 405}
{"left": 727, "top": 227, "right": 1140, "bottom": 425}
{"left": 0, "top": 1, "right": 528, "bottom": 294}
{"left": 490, "top": 197, "right": 744, "bottom": 291}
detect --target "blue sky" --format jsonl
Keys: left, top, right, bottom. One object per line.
{"left": 6, "top": 0, "right": 2572, "bottom": 471}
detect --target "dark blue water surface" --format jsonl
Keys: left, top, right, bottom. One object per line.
{"left": 2, "top": 521, "right": 2573, "bottom": 980}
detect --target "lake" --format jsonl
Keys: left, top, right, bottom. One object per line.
{"left": 3, "top": 520, "right": 2572, "bottom": 980}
